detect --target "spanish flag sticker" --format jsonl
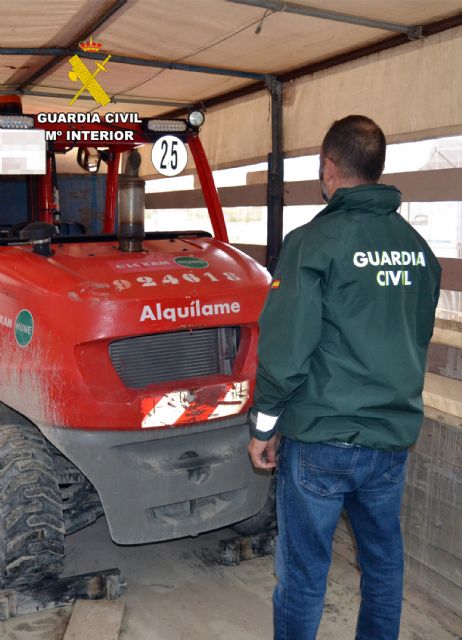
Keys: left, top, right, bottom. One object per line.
{"left": 271, "top": 279, "right": 281, "bottom": 289}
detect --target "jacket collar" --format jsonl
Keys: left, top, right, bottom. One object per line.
{"left": 318, "top": 184, "right": 402, "bottom": 218}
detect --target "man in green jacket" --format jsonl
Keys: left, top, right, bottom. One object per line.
{"left": 249, "top": 115, "right": 441, "bottom": 640}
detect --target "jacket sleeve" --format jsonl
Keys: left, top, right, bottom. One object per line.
{"left": 252, "top": 231, "right": 324, "bottom": 438}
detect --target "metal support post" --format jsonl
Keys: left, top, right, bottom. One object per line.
{"left": 266, "top": 79, "right": 284, "bottom": 274}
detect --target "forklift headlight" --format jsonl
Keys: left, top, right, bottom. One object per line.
{"left": 146, "top": 119, "right": 188, "bottom": 133}
{"left": 187, "top": 111, "right": 205, "bottom": 128}
{"left": 0, "top": 115, "right": 35, "bottom": 129}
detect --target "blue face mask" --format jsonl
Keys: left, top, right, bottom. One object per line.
{"left": 319, "top": 163, "right": 329, "bottom": 203}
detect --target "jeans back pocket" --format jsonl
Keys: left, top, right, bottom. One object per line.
{"left": 298, "top": 442, "right": 360, "bottom": 496}
{"left": 383, "top": 450, "right": 408, "bottom": 483}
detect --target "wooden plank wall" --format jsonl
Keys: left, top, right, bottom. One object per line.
{"left": 402, "top": 412, "right": 462, "bottom": 615}
{"left": 146, "top": 167, "right": 462, "bottom": 292}
{"left": 147, "top": 167, "right": 462, "bottom": 209}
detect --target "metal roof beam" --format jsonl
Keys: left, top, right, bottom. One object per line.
{"left": 0, "top": 48, "right": 270, "bottom": 83}
{"left": 226, "top": 0, "right": 423, "bottom": 40}
{"left": 11, "top": 89, "right": 191, "bottom": 110}
{"left": 81, "top": 51, "right": 269, "bottom": 81}
{"left": 15, "top": 0, "right": 129, "bottom": 92}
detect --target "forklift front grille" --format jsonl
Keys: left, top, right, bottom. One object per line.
{"left": 109, "top": 327, "right": 240, "bottom": 389}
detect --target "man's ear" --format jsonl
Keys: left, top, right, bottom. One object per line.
{"left": 323, "top": 157, "right": 336, "bottom": 182}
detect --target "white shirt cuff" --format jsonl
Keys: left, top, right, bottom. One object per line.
{"left": 255, "top": 411, "right": 279, "bottom": 433}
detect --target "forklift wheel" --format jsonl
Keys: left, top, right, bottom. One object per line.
{"left": 0, "top": 422, "right": 65, "bottom": 587}
{"left": 233, "top": 474, "right": 277, "bottom": 536}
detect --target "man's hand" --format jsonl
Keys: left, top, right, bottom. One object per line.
{"left": 248, "top": 435, "right": 277, "bottom": 470}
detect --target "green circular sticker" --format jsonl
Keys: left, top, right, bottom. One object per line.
{"left": 15, "top": 309, "right": 34, "bottom": 348}
{"left": 174, "top": 256, "right": 209, "bottom": 269}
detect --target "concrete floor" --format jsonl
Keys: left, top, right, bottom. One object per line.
{"left": 1, "top": 516, "right": 461, "bottom": 640}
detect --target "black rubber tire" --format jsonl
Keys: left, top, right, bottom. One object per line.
{"left": 0, "top": 422, "right": 65, "bottom": 587}
{"left": 51, "top": 448, "right": 104, "bottom": 536}
{"left": 233, "top": 474, "right": 277, "bottom": 536}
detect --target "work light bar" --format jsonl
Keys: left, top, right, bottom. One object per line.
{"left": 0, "top": 115, "right": 35, "bottom": 129}
{"left": 146, "top": 119, "right": 188, "bottom": 133}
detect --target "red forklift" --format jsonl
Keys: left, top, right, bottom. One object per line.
{"left": 0, "top": 95, "right": 272, "bottom": 588}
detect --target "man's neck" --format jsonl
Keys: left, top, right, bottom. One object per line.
{"left": 329, "top": 177, "right": 376, "bottom": 199}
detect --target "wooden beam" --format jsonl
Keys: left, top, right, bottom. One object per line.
{"left": 285, "top": 169, "right": 462, "bottom": 204}
{"left": 146, "top": 168, "right": 462, "bottom": 210}
{"left": 433, "top": 321, "right": 462, "bottom": 348}
{"left": 423, "top": 372, "right": 462, "bottom": 420}
{"left": 63, "top": 600, "right": 125, "bottom": 640}
{"left": 0, "top": 569, "right": 125, "bottom": 621}
{"left": 427, "top": 343, "right": 462, "bottom": 381}
{"left": 145, "top": 183, "right": 266, "bottom": 209}
{"left": 386, "top": 168, "right": 462, "bottom": 203}
{"left": 145, "top": 189, "right": 207, "bottom": 209}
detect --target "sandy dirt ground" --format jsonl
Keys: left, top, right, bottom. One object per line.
{"left": 1, "top": 516, "right": 461, "bottom": 640}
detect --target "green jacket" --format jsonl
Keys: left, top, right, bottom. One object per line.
{"left": 253, "top": 184, "right": 441, "bottom": 450}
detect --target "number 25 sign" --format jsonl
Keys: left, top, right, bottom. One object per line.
{"left": 152, "top": 135, "right": 188, "bottom": 177}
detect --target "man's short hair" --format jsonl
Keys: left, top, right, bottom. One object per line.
{"left": 322, "top": 115, "right": 386, "bottom": 182}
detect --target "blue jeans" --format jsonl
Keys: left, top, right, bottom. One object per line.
{"left": 274, "top": 437, "right": 408, "bottom": 640}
